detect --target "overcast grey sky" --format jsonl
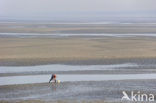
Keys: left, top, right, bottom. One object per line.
{"left": 0, "top": 0, "right": 156, "bottom": 20}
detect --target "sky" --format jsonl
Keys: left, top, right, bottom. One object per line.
{"left": 0, "top": 0, "right": 156, "bottom": 21}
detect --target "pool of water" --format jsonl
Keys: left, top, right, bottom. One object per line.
{"left": 0, "top": 63, "right": 138, "bottom": 73}
{"left": 1, "top": 74, "right": 156, "bottom": 86}
{"left": 1, "top": 33, "right": 156, "bottom": 37}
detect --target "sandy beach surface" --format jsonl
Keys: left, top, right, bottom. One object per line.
{"left": 1, "top": 22, "right": 156, "bottom": 103}
{"left": 0, "top": 23, "right": 156, "bottom": 66}
{"left": 1, "top": 36, "right": 156, "bottom": 66}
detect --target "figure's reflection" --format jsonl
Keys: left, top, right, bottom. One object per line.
{"left": 51, "top": 82, "right": 57, "bottom": 91}
{"left": 49, "top": 74, "right": 60, "bottom": 91}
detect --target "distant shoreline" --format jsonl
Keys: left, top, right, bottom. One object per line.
{"left": 1, "top": 23, "right": 156, "bottom": 34}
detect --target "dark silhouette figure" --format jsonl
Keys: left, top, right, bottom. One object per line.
{"left": 49, "top": 74, "right": 57, "bottom": 83}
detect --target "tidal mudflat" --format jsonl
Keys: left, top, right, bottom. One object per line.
{"left": 1, "top": 63, "right": 156, "bottom": 103}
{"left": 1, "top": 80, "right": 156, "bottom": 103}
{"left": 1, "top": 22, "right": 156, "bottom": 103}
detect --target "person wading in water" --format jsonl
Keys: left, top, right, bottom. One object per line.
{"left": 49, "top": 74, "right": 57, "bottom": 83}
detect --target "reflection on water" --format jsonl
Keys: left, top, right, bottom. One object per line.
{"left": 1, "top": 74, "right": 156, "bottom": 86}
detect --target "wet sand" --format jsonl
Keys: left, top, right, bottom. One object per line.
{"left": 1, "top": 22, "right": 156, "bottom": 103}
{"left": 1, "top": 63, "right": 156, "bottom": 102}
{"left": 0, "top": 100, "right": 116, "bottom": 103}
{"left": 1, "top": 80, "right": 156, "bottom": 103}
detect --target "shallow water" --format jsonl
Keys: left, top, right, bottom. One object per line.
{"left": 1, "top": 74, "right": 156, "bottom": 86}
{"left": 0, "top": 63, "right": 156, "bottom": 86}
{"left": 0, "top": 63, "right": 137, "bottom": 73}
{"left": 1, "top": 33, "right": 156, "bottom": 38}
